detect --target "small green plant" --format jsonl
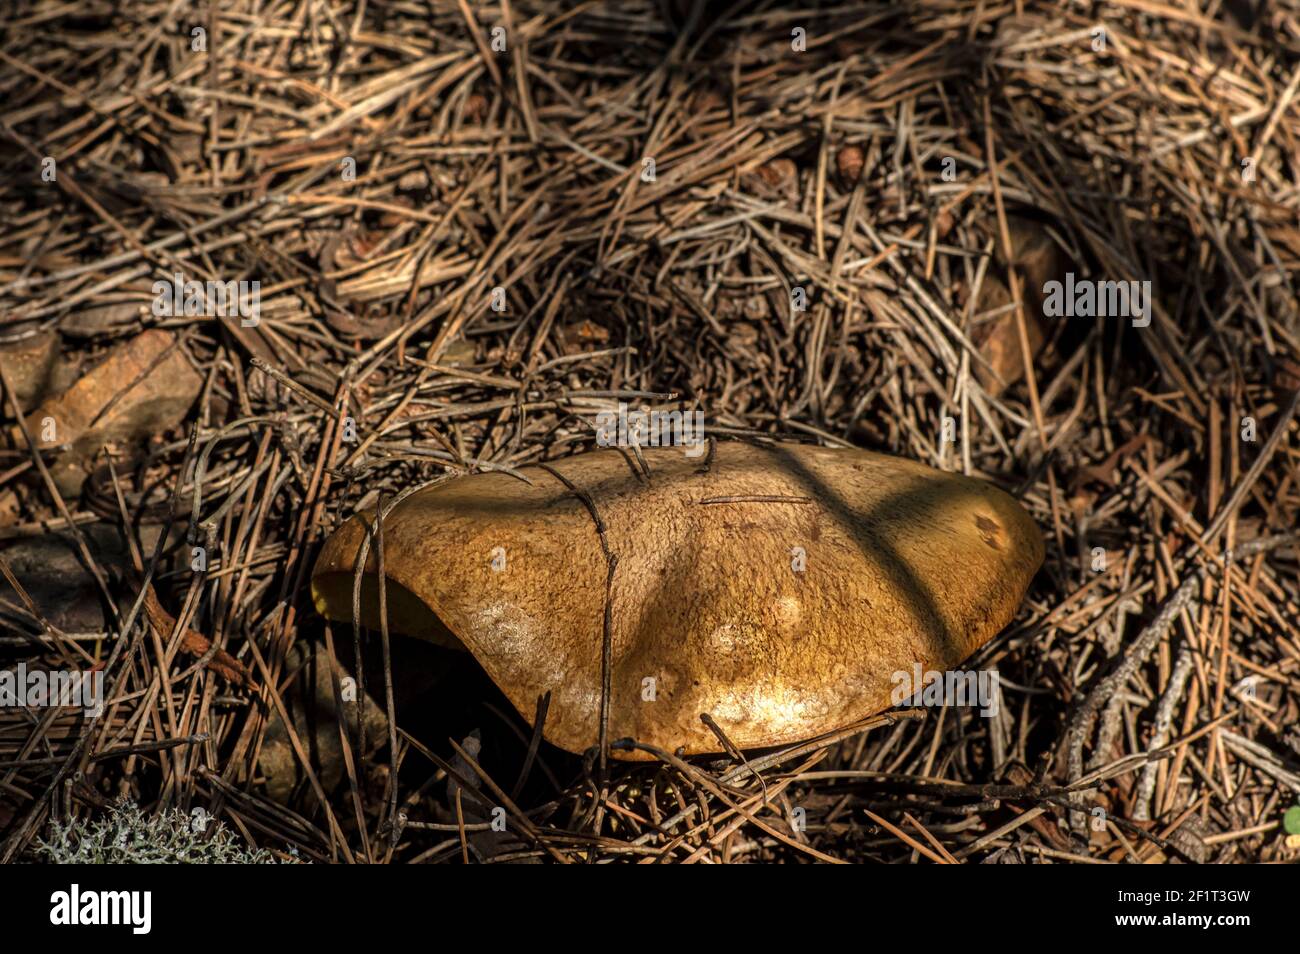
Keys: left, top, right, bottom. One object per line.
{"left": 1284, "top": 805, "right": 1300, "bottom": 836}
{"left": 37, "top": 798, "right": 293, "bottom": 864}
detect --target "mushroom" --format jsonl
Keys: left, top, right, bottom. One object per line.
{"left": 311, "top": 441, "right": 1042, "bottom": 758}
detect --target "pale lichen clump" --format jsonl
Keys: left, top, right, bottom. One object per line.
{"left": 37, "top": 798, "right": 295, "bottom": 865}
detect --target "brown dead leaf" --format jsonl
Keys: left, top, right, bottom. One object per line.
{"left": 24, "top": 329, "right": 202, "bottom": 459}
{"left": 0, "top": 330, "right": 59, "bottom": 412}
{"left": 971, "top": 216, "right": 1065, "bottom": 396}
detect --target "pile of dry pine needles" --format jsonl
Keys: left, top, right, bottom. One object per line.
{"left": 1, "top": 0, "right": 1299, "bottom": 863}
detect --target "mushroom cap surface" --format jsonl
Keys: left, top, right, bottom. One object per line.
{"left": 311, "top": 441, "right": 1042, "bottom": 757}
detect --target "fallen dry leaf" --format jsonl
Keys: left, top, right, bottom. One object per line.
{"left": 971, "top": 215, "right": 1065, "bottom": 396}
{"left": 0, "top": 330, "right": 59, "bottom": 412}
{"left": 22, "top": 328, "right": 202, "bottom": 469}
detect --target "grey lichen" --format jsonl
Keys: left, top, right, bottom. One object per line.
{"left": 37, "top": 798, "right": 294, "bottom": 864}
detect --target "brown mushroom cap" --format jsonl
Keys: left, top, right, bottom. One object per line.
{"left": 311, "top": 441, "right": 1043, "bottom": 758}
